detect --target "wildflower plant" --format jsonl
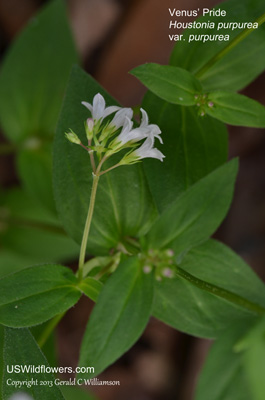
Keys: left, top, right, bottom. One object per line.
{"left": 65, "top": 93, "right": 165, "bottom": 280}
{"left": 0, "top": 1, "right": 265, "bottom": 400}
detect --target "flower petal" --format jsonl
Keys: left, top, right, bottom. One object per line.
{"left": 102, "top": 105, "right": 121, "bottom": 119}
{"left": 134, "top": 136, "right": 165, "bottom": 161}
{"left": 81, "top": 101, "right": 93, "bottom": 112}
{"left": 111, "top": 108, "right": 133, "bottom": 129}
{"left": 140, "top": 108, "right": 149, "bottom": 127}
{"left": 93, "top": 93, "right": 106, "bottom": 120}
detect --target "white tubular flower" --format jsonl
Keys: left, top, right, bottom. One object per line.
{"left": 140, "top": 108, "right": 163, "bottom": 144}
{"left": 110, "top": 108, "right": 133, "bottom": 129}
{"left": 82, "top": 93, "right": 120, "bottom": 122}
{"left": 134, "top": 136, "right": 165, "bottom": 162}
{"left": 114, "top": 116, "right": 148, "bottom": 147}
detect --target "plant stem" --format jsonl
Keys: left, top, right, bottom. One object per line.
{"left": 78, "top": 174, "right": 100, "bottom": 280}
{"left": 37, "top": 312, "right": 65, "bottom": 348}
{"left": 195, "top": 11, "right": 265, "bottom": 79}
{"left": 100, "top": 162, "right": 120, "bottom": 176}
{"left": 88, "top": 140, "right": 96, "bottom": 173}
{"left": 174, "top": 265, "right": 265, "bottom": 316}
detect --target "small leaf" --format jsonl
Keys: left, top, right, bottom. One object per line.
{"left": 78, "top": 257, "right": 154, "bottom": 377}
{"left": 0, "top": 265, "right": 81, "bottom": 327}
{"left": 146, "top": 159, "right": 238, "bottom": 254}
{"left": 205, "top": 91, "right": 265, "bottom": 127}
{"left": 153, "top": 239, "right": 265, "bottom": 338}
{"left": 131, "top": 63, "right": 202, "bottom": 106}
{"left": 2, "top": 327, "right": 65, "bottom": 399}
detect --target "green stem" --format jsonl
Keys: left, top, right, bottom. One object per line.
{"left": 175, "top": 265, "right": 265, "bottom": 316}
{"left": 37, "top": 312, "right": 65, "bottom": 348}
{"left": 100, "top": 162, "right": 120, "bottom": 176}
{"left": 195, "top": 11, "right": 265, "bottom": 79}
{"left": 78, "top": 174, "right": 100, "bottom": 280}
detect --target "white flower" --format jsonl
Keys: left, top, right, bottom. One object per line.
{"left": 134, "top": 136, "right": 165, "bottom": 162}
{"left": 140, "top": 108, "right": 163, "bottom": 144}
{"left": 114, "top": 117, "right": 148, "bottom": 146}
{"left": 82, "top": 93, "right": 120, "bottom": 122}
{"left": 110, "top": 108, "right": 133, "bottom": 129}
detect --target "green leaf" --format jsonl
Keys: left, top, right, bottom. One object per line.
{"left": 0, "top": 0, "right": 78, "bottom": 143}
{"left": 131, "top": 63, "right": 202, "bottom": 106}
{"left": 53, "top": 65, "right": 156, "bottom": 255}
{"left": 0, "top": 188, "right": 79, "bottom": 272}
{"left": 205, "top": 91, "right": 265, "bottom": 127}
{"left": 195, "top": 323, "right": 252, "bottom": 400}
{"left": 147, "top": 159, "right": 238, "bottom": 253}
{"left": 2, "top": 327, "right": 65, "bottom": 399}
{"left": 142, "top": 91, "right": 228, "bottom": 212}
{"left": 78, "top": 257, "right": 154, "bottom": 377}
{"left": 0, "top": 264, "right": 81, "bottom": 327}
{"left": 79, "top": 277, "right": 103, "bottom": 302}
{"left": 170, "top": 0, "right": 265, "bottom": 91}
{"left": 16, "top": 145, "right": 56, "bottom": 214}
{"left": 236, "top": 316, "right": 265, "bottom": 400}
{"left": 153, "top": 239, "right": 265, "bottom": 338}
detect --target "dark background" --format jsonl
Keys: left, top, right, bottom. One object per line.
{"left": 0, "top": 1, "right": 265, "bottom": 399}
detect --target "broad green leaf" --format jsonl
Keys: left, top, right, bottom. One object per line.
{"left": 16, "top": 144, "right": 56, "bottom": 214}
{"left": 2, "top": 327, "right": 65, "bottom": 400}
{"left": 61, "top": 387, "right": 97, "bottom": 400}
{"left": 0, "top": 0, "right": 78, "bottom": 143}
{"left": 78, "top": 257, "right": 154, "bottom": 377}
{"left": 130, "top": 63, "right": 202, "bottom": 105}
{"left": 53, "top": 65, "right": 156, "bottom": 255}
{"left": 147, "top": 159, "right": 238, "bottom": 254}
{"left": 0, "top": 264, "right": 81, "bottom": 327}
{"left": 142, "top": 91, "right": 228, "bottom": 212}
{"left": 153, "top": 239, "right": 265, "bottom": 338}
{"left": 195, "top": 323, "right": 252, "bottom": 400}
{"left": 0, "top": 188, "right": 79, "bottom": 273}
{"left": 79, "top": 277, "right": 103, "bottom": 302}
{"left": 170, "top": 0, "right": 265, "bottom": 91}
{"left": 205, "top": 91, "right": 265, "bottom": 127}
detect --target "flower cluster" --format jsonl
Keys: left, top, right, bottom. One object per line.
{"left": 140, "top": 248, "right": 175, "bottom": 281}
{"left": 65, "top": 93, "right": 164, "bottom": 176}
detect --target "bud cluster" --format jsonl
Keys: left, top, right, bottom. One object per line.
{"left": 194, "top": 93, "right": 215, "bottom": 117}
{"left": 65, "top": 93, "right": 165, "bottom": 176}
{"left": 140, "top": 248, "right": 175, "bottom": 281}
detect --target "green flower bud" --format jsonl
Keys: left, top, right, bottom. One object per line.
{"left": 85, "top": 118, "right": 94, "bottom": 140}
{"left": 65, "top": 131, "right": 81, "bottom": 145}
